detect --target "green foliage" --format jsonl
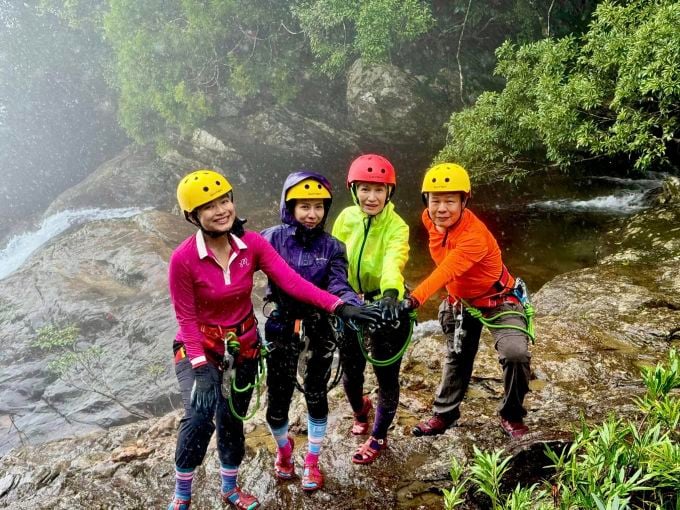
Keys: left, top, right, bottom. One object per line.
{"left": 439, "top": 0, "right": 680, "bottom": 180}
{"left": 442, "top": 348, "right": 680, "bottom": 508}
{"left": 32, "top": 324, "right": 80, "bottom": 351}
{"left": 294, "top": 0, "right": 434, "bottom": 77}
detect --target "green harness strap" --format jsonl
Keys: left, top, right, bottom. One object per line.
{"left": 461, "top": 299, "right": 536, "bottom": 344}
{"left": 356, "top": 311, "right": 418, "bottom": 367}
{"left": 224, "top": 335, "right": 270, "bottom": 421}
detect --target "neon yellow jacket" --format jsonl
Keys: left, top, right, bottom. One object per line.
{"left": 331, "top": 201, "right": 409, "bottom": 299}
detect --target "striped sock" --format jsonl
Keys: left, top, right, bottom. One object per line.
{"left": 268, "top": 421, "right": 292, "bottom": 456}
{"left": 220, "top": 464, "right": 239, "bottom": 494}
{"left": 173, "top": 466, "right": 194, "bottom": 501}
{"left": 305, "top": 415, "right": 327, "bottom": 465}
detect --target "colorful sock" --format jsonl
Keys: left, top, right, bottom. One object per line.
{"left": 173, "top": 466, "right": 194, "bottom": 501}
{"left": 220, "top": 464, "right": 239, "bottom": 494}
{"left": 305, "top": 415, "right": 327, "bottom": 465}
{"left": 268, "top": 421, "right": 292, "bottom": 456}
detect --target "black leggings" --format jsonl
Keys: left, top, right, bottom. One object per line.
{"left": 265, "top": 316, "right": 337, "bottom": 428}
{"left": 173, "top": 351, "right": 258, "bottom": 469}
{"left": 339, "top": 315, "right": 412, "bottom": 439}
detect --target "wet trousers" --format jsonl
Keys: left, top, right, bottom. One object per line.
{"left": 173, "top": 349, "right": 257, "bottom": 469}
{"left": 265, "top": 316, "right": 336, "bottom": 428}
{"left": 339, "top": 316, "right": 411, "bottom": 439}
{"left": 433, "top": 299, "right": 531, "bottom": 422}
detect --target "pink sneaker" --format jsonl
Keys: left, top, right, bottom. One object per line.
{"left": 301, "top": 463, "right": 324, "bottom": 491}
{"left": 274, "top": 435, "right": 295, "bottom": 479}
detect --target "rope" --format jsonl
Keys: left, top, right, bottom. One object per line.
{"left": 462, "top": 300, "right": 536, "bottom": 344}
{"left": 355, "top": 311, "right": 418, "bottom": 366}
{"left": 224, "top": 333, "right": 270, "bottom": 421}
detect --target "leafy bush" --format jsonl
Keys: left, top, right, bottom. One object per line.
{"left": 443, "top": 348, "right": 680, "bottom": 509}
{"left": 439, "top": 0, "right": 680, "bottom": 180}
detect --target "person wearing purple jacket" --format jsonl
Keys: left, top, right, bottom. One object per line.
{"left": 167, "top": 170, "right": 378, "bottom": 510}
{"left": 260, "top": 171, "right": 362, "bottom": 492}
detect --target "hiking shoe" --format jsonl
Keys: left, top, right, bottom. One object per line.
{"left": 500, "top": 417, "right": 529, "bottom": 438}
{"left": 167, "top": 497, "right": 191, "bottom": 510}
{"left": 221, "top": 486, "right": 260, "bottom": 510}
{"left": 412, "top": 414, "right": 455, "bottom": 437}
{"left": 301, "top": 463, "right": 324, "bottom": 492}
{"left": 351, "top": 396, "right": 373, "bottom": 435}
{"left": 274, "top": 435, "right": 295, "bottom": 479}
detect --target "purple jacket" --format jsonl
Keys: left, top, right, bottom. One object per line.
{"left": 261, "top": 171, "right": 361, "bottom": 317}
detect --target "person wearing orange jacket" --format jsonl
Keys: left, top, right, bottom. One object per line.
{"left": 401, "top": 163, "right": 532, "bottom": 438}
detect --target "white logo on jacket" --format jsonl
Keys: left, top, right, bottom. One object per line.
{"left": 239, "top": 257, "right": 249, "bottom": 268}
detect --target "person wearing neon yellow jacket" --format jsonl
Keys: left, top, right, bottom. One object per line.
{"left": 331, "top": 154, "right": 410, "bottom": 465}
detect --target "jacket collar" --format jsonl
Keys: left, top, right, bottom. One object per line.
{"left": 196, "top": 230, "right": 247, "bottom": 259}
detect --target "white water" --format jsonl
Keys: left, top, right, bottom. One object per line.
{"left": 530, "top": 176, "right": 662, "bottom": 214}
{"left": 0, "top": 207, "right": 147, "bottom": 281}
{"left": 530, "top": 191, "right": 649, "bottom": 214}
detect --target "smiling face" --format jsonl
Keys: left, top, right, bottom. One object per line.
{"left": 428, "top": 192, "right": 465, "bottom": 230}
{"left": 196, "top": 193, "right": 235, "bottom": 232}
{"left": 355, "top": 181, "right": 388, "bottom": 216}
{"left": 293, "top": 199, "right": 325, "bottom": 229}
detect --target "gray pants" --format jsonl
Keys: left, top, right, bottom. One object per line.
{"left": 433, "top": 299, "right": 531, "bottom": 422}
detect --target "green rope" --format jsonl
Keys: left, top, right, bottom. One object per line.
{"left": 462, "top": 300, "right": 536, "bottom": 344}
{"left": 226, "top": 338, "right": 269, "bottom": 421}
{"left": 356, "top": 311, "right": 417, "bottom": 366}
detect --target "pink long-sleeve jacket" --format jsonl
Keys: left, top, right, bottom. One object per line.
{"left": 169, "top": 230, "right": 343, "bottom": 367}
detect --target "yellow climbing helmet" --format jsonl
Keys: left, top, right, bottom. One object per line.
{"left": 285, "top": 178, "right": 332, "bottom": 201}
{"left": 177, "top": 169, "right": 233, "bottom": 213}
{"left": 421, "top": 163, "right": 470, "bottom": 205}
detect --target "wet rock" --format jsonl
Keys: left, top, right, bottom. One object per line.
{"left": 346, "top": 59, "right": 449, "bottom": 147}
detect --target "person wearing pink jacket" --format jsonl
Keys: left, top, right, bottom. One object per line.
{"left": 167, "top": 170, "right": 379, "bottom": 510}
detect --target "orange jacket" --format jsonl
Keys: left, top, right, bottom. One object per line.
{"left": 410, "top": 208, "right": 514, "bottom": 305}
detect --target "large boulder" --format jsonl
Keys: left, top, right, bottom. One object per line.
{"left": 346, "top": 59, "right": 449, "bottom": 147}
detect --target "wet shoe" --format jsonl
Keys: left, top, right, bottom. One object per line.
{"left": 412, "top": 414, "right": 455, "bottom": 437}
{"left": 351, "top": 396, "right": 373, "bottom": 435}
{"left": 167, "top": 497, "right": 191, "bottom": 510}
{"left": 274, "top": 435, "right": 295, "bottom": 479}
{"left": 352, "top": 436, "right": 387, "bottom": 464}
{"left": 221, "top": 486, "right": 260, "bottom": 510}
{"left": 301, "top": 463, "right": 324, "bottom": 491}
{"left": 500, "top": 417, "right": 529, "bottom": 438}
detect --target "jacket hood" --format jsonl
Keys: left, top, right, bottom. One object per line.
{"left": 280, "top": 171, "right": 333, "bottom": 226}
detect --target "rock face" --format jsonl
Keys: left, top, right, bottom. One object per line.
{"left": 346, "top": 59, "right": 449, "bottom": 147}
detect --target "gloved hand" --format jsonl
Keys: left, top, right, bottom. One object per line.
{"left": 398, "top": 296, "right": 420, "bottom": 314}
{"left": 190, "top": 364, "right": 218, "bottom": 414}
{"left": 377, "top": 289, "right": 400, "bottom": 322}
{"left": 335, "top": 303, "right": 382, "bottom": 324}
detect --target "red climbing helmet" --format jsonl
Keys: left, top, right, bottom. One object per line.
{"left": 346, "top": 154, "right": 397, "bottom": 188}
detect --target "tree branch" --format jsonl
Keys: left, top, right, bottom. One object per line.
{"left": 456, "top": 0, "right": 473, "bottom": 106}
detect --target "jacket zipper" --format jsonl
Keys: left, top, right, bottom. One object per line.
{"left": 356, "top": 215, "right": 372, "bottom": 294}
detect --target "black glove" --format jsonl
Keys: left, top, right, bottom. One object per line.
{"left": 190, "top": 364, "right": 218, "bottom": 414}
{"left": 377, "top": 289, "right": 400, "bottom": 322}
{"left": 399, "top": 296, "right": 420, "bottom": 314}
{"left": 335, "top": 303, "right": 382, "bottom": 324}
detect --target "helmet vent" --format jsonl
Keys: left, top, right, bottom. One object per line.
{"left": 203, "top": 186, "right": 209, "bottom": 192}
{"left": 445, "top": 177, "right": 450, "bottom": 182}
{"left": 367, "top": 167, "right": 373, "bottom": 172}
{"left": 216, "top": 180, "right": 221, "bottom": 185}
{"left": 304, "top": 184, "right": 310, "bottom": 189}
{"left": 380, "top": 168, "right": 385, "bottom": 173}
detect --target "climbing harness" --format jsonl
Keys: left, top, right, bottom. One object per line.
{"left": 221, "top": 331, "right": 272, "bottom": 421}
{"left": 295, "top": 316, "right": 343, "bottom": 395}
{"left": 458, "top": 277, "right": 536, "bottom": 345}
